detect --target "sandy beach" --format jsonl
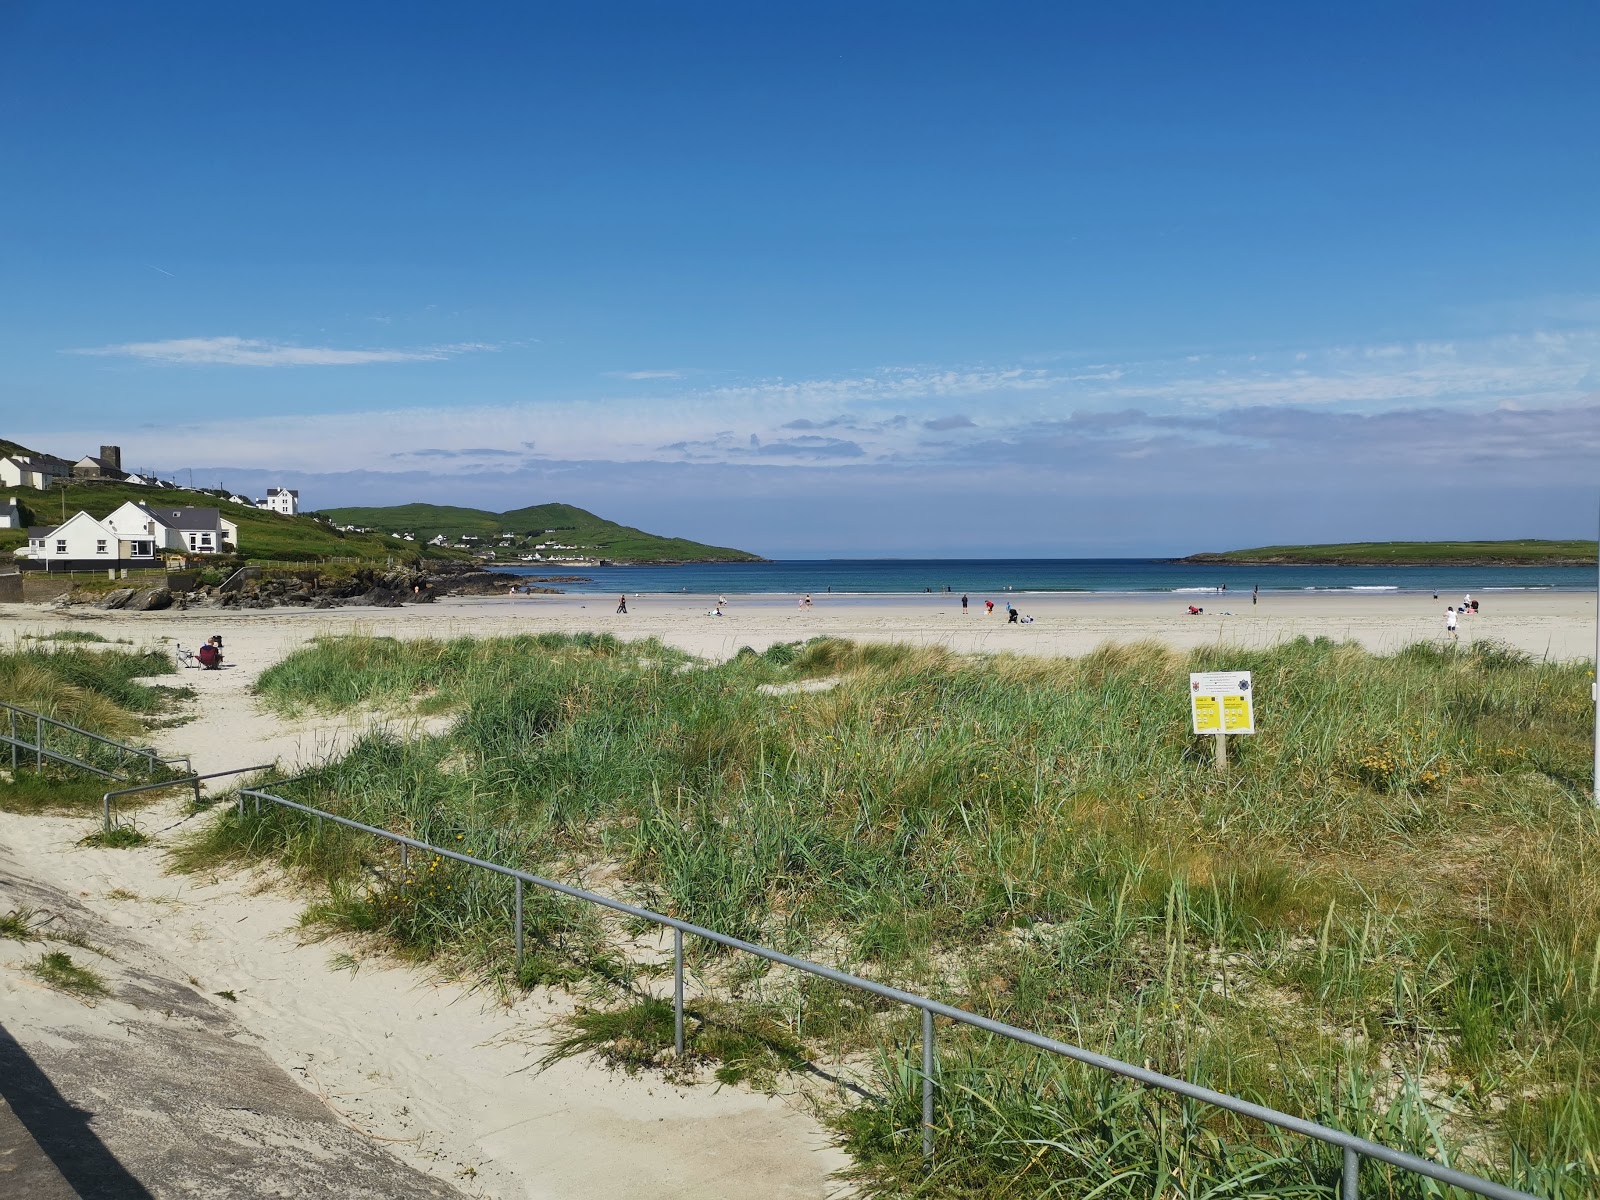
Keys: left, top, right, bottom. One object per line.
{"left": 1, "top": 586, "right": 1593, "bottom": 1197}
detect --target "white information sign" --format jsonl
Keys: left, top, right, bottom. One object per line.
{"left": 1190, "top": 671, "right": 1255, "bottom": 735}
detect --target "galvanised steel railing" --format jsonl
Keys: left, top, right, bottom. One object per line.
{"left": 237, "top": 782, "right": 1540, "bottom": 1200}
{"left": 101, "top": 765, "right": 273, "bottom": 832}
{"left": 0, "top": 700, "right": 189, "bottom": 780}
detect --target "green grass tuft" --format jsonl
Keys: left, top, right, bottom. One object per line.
{"left": 29, "top": 951, "right": 109, "bottom": 999}
{"left": 79, "top": 825, "right": 152, "bottom": 849}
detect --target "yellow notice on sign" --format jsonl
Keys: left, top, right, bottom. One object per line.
{"left": 1222, "top": 693, "right": 1254, "bottom": 733}
{"left": 1191, "top": 694, "right": 1222, "bottom": 734}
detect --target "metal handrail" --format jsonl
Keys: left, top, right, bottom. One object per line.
{"left": 0, "top": 700, "right": 190, "bottom": 778}
{"left": 238, "top": 783, "right": 1537, "bottom": 1200}
{"left": 102, "top": 765, "right": 273, "bottom": 831}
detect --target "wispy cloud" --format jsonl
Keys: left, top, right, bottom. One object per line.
{"left": 606, "top": 369, "right": 687, "bottom": 380}
{"left": 69, "top": 336, "right": 497, "bottom": 367}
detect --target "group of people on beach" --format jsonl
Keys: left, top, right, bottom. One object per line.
{"left": 950, "top": 594, "right": 1032, "bottom": 624}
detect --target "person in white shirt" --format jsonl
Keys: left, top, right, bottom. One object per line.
{"left": 1445, "top": 607, "right": 1458, "bottom": 639}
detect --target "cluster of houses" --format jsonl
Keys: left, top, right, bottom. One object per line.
{"left": 1, "top": 446, "right": 172, "bottom": 491}
{"left": 0, "top": 445, "right": 300, "bottom": 516}
{"left": 1, "top": 443, "right": 311, "bottom": 570}
{"left": 15, "top": 500, "right": 238, "bottom": 569}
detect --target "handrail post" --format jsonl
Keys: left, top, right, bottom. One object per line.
{"left": 922, "top": 1007, "right": 936, "bottom": 1166}
{"left": 514, "top": 878, "right": 524, "bottom": 970}
{"left": 1343, "top": 1147, "right": 1359, "bottom": 1199}
{"left": 674, "top": 928, "right": 685, "bottom": 1058}
{"left": 9, "top": 708, "right": 16, "bottom": 772}
{"left": 192, "top": 776, "right": 202, "bottom": 810}
{"left": 36, "top": 713, "right": 44, "bottom": 771}
{"left": 400, "top": 843, "right": 409, "bottom": 887}
{"left": 103, "top": 789, "right": 113, "bottom": 833}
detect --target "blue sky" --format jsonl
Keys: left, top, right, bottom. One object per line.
{"left": 2, "top": 2, "right": 1595, "bottom": 556}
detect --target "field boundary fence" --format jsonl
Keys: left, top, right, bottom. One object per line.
{"left": 235, "top": 779, "right": 1540, "bottom": 1200}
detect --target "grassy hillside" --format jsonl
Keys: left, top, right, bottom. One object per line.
{"left": 317, "top": 501, "right": 762, "bottom": 563}
{"left": 1180, "top": 539, "right": 1596, "bottom": 566}
{"left": 0, "top": 478, "right": 462, "bottom": 564}
{"left": 193, "top": 634, "right": 1597, "bottom": 1197}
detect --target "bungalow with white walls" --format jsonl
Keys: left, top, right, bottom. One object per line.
{"left": 21, "top": 512, "right": 134, "bottom": 566}
{"left": 256, "top": 487, "right": 299, "bottom": 516}
{"left": 0, "top": 454, "right": 73, "bottom": 490}
{"left": 108, "top": 502, "right": 237, "bottom": 555}
{"left": 0, "top": 497, "right": 22, "bottom": 529}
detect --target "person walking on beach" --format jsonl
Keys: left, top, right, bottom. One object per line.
{"left": 961, "top": 593, "right": 969, "bottom": 612}
{"left": 1007, "top": 605, "right": 1020, "bottom": 624}
{"left": 1445, "top": 606, "right": 1458, "bottom": 640}
{"left": 616, "top": 595, "right": 627, "bottom": 614}
{"left": 1252, "top": 584, "right": 1258, "bottom": 606}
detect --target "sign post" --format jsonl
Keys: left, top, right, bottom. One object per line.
{"left": 1191, "top": 671, "right": 1255, "bottom": 774}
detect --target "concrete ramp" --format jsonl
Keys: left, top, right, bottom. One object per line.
{"left": 0, "top": 862, "right": 462, "bottom": 1200}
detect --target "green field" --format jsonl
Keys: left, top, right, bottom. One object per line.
{"left": 179, "top": 632, "right": 1598, "bottom": 1197}
{"left": 316, "top": 501, "right": 762, "bottom": 563}
{"left": 1180, "top": 540, "right": 1596, "bottom": 566}
{"left": 0, "top": 479, "right": 463, "bottom": 564}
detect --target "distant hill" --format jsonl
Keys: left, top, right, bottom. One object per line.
{"left": 316, "top": 502, "right": 762, "bottom": 563}
{"left": 1178, "top": 540, "right": 1596, "bottom": 566}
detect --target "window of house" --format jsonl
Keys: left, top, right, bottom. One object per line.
{"left": 55, "top": 539, "right": 67, "bottom": 554}
{"left": 200, "top": 533, "right": 213, "bottom": 546}
{"left": 133, "top": 541, "right": 153, "bottom": 557}
{"left": 96, "top": 540, "right": 108, "bottom": 554}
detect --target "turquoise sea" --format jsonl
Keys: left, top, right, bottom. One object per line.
{"left": 497, "top": 558, "right": 1594, "bottom": 596}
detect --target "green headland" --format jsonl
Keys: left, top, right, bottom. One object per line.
{"left": 315, "top": 501, "right": 763, "bottom": 563}
{"left": 1178, "top": 539, "right": 1596, "bottom": 566}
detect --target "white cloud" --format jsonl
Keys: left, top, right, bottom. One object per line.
{"left": 606, "top": 369, "right": 687, "bottom": 380}
{"left": 29, "top": 326, "right": 1597, "bottom": 479}
{"left": 69, "top": 336, "right": 496, "bottom": 367}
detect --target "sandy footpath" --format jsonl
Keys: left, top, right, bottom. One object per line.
{"left": 0, "top": 585, "right": 1591, "bottom": 1196}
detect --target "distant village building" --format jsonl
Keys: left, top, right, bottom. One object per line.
{"left": 0, "top": 497, "right": 21, "bottom": 529}
{"left": 0, "top": 453, "right": 73, "bottom": 490}
{"left": 73, "top": 445, "right": 130, "bottom": 481}
{"left": 256, "top": 487, "right": 300, "bottom": 516}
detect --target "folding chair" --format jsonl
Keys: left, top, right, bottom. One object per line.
{"left": 176, "top": 643, "right": 198, "bottom": 668}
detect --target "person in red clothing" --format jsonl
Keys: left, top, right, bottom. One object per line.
{"left": 197, "top": 635, "right": 225, "bottom": 669}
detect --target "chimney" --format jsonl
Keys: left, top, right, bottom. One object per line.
{"left": 100, "top": 445, "right": 122, "bottom": 471}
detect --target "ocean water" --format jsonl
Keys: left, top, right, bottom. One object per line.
{"left": 496, "top": 558, "right": 1595, "bottom": 596}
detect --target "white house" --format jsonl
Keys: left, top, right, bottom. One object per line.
{"left": 0, "top": 454, "right": 73, "bottom": 490}
{"left": 0, "top": 497, "right": 22, "bottom": 529}
{"left": 257, "top": 487, "right": 299, "bottom": 516}
{"left": 113, "top": 503, "right": 237, "bottom": 555}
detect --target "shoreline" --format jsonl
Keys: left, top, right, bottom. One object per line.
{"left": 5, "top": 586, "right": 1593, "bottom": 668}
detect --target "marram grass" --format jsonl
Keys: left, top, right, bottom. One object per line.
{"left": 188, "top": 632, "right": 1598, "bottom": 1197}
{"left": 0, "top": 641, "right": 187, "bottom": 809}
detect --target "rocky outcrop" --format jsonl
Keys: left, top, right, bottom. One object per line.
{"left": 70, "top": 561, "right": 582, "bottom": 611}
{"left": 128, "top": 587, "right": 173, "bottom": 611}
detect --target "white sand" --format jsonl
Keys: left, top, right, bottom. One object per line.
{"left": 0, "top": 585, "right": 1592, "bottom": 1195}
